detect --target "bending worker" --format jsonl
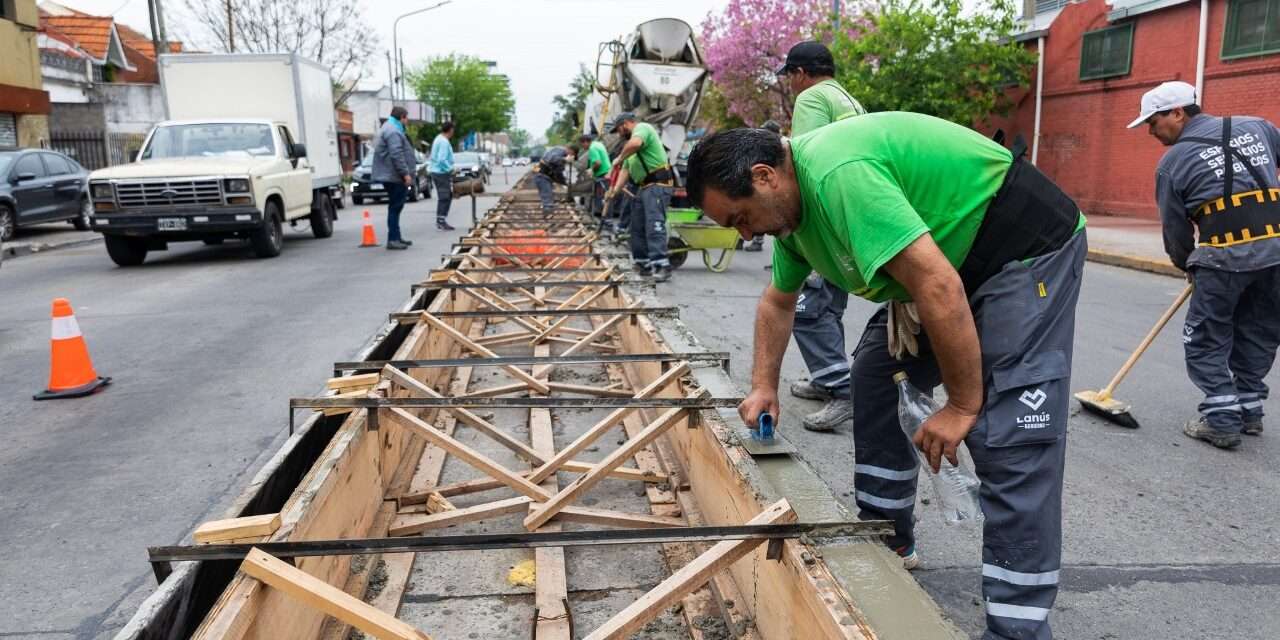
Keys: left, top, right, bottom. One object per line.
{"left": 687, "top": 113, "right": 1086, "bottom": 640}
{"left": 1128, "top": 81, "right": 1280, "bottom": 450}
{"left": 533, "top": 145, "right": 571, "bottom": 214}
{"left": 607, "top": 112, "right": 675, "bottom": 282}
{"left": 775, "top": 40, "right": 867, "bottom": 433}
{"left": 580, "top": 133, "right": 612, "bottom": 218}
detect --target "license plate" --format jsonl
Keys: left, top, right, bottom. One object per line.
{"left": 158, "top": 218, "right": 188, "bottom": 231}
{"left": 370, "top": 183, "right": 383, "bottom": 190}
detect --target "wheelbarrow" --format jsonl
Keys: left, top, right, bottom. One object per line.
{"left": 665, "top": 209, "right": 740, "bottom": 272}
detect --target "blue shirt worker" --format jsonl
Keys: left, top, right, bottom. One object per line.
{"left": 371, "top": 106, "right": 416, "bottom": 250}
{"left": 430, "top": 122, "right": 456, "bottom": 231}
{"left": 533, "top": 145, "right": 571, "bottom": 214}
{"left": 608, "top": 112, "right": 675, "bottom": 282}
{"left": 1128, "top": 81, "right": 1280, "bottom": 450}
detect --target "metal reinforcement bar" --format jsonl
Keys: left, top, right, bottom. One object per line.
{"left": 414, "top": 279, "right": 627, "bottom": 290}
{"left": 333, "top": 351, "right": 730, "bottom": 374}
{"left": 388, "top": 307, "right": 679, "bottom": 322}
{"left": 291, "top": 397, "right": 740, "bottom": 410}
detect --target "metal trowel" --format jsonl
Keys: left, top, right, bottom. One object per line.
{"left": 735, "top": 410, "right": 798, "bottom": 456}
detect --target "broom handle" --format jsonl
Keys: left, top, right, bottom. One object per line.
{"left": 1100, "top": 284, "right": 1193, "bottom": 396}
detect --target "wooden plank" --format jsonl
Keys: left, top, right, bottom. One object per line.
{"left": 555, "top": 506, "right": 685, "bottom": 529}
{"left": 545, "top": 382, "right": 637, "bottom": 398}
{"left": 458, "top": 381, "right": 531, "bottom": 398}
{"left": 399, "top": 460, "right": 665, "bottom": 509}
{"left": 194, "top": 513, "right": 282, "bottom": 544}
{"left": 419, "top": 312, "right": 551, "bottom": 394}
{"left": 384, "top": 408, "right": 552, "bottom": 503}
{"left": 529, "top": 273, "right": 619, "bottom": 345}
{"left": 530, "top": 340, "right": 571, "bottom": 640}
{"left": 239, "top": 548, "right": 432, "bottom": 640}
{"left": 582, "top": 499, "right": 797, "bottom": 640}
{"left": 326, "top": 372, "right": 381, "bottom": 391}
{"left": 530, "top": 304, "right": 638, "bottom": 379}
{"left": 524, "top": 406, "right": 687, "bottom": 530}
{"left": 317, "top": 501, "right": 399, "bottom": 640}
{"left": 389, "top": 496, "right": 533, "bottom": 536}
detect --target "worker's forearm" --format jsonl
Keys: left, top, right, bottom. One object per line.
{"left": 914, "top": 274, "right": 983, "bottom": 414}
{"left": 615, "top": 138, "right": 642, "bottom": 163}
{"left": 750, "top": 289, "right": 797, "bottom": 392}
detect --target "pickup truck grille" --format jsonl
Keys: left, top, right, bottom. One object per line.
{"left": 115, "top": 179, "right": 223, "bottom": 208}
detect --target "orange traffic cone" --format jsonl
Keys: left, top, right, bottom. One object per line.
{"left": 34, "top": 298, "right": 111, "bottom": 400}
{"left": 359, "top": 209, "right": 379, "bottom": 247}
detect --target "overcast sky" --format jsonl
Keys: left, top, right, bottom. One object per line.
{"left": 53, "top": 0, "right": 729, "bottom": 136}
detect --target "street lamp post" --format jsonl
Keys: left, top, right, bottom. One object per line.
{"left": 392, "top": 0, "right": 453, "bottom": 101}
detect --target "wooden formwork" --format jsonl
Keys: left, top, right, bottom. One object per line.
{"left": 119, "top": 178, "right": 961, "bottom": 640}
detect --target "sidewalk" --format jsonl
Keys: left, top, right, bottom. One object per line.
{"left": 2, "top": 224, "right": 101, "bottom": 260}
{"left": 1084, "top": 213, "right": 1181, "bottom": 277}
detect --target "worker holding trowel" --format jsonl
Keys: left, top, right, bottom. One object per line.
{"left": 687, "top": 113, "right": 1086, "bottom": 640}
{"left": 1128, "top": 81, "right": 1280, "bottom": 450}
{"left": 775, "top": 41, "right": 867, "bottom": 434}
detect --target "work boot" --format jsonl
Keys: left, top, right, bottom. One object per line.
{"left": 386, "top": 240, "right": 409, "bottom": 251}
{"left": 437, "top": 221, "right": 456, "bottom": 231}
{"left": 790, "top": 379, "right": 834, "bottom": 401}
{"left": 652, "top": 265, "right": 672, "bottom": 283}
{"left": 894, "top": 545, "right": 921, "bottom": 571}
{"left": 1244, "top": 417, "right": 1264, "bottom": 436}
{"left": 1182, "top": 416, "right": 1241, "bottom": 449}
{"left": 744, "top": 237, "right": 764, "bottom": 252}
{"left": 401, "top": 238, "right": 414, "bottom": 246}
{"left": 633, "top": 263, "right": 653, "bottom": 277}
{"left": 802, "top": 398, "right": 853, "bottom": 433}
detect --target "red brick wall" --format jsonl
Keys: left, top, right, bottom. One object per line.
{"left": 989, "top": 0, "right": 1280, "bottom": 220}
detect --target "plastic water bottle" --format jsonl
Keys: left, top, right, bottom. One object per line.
{"left": 893, "top": 372, "right": 984, "bottom": 526}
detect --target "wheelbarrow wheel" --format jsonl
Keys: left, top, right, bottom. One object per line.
{"left": 667, "top": 236, "right": 689, "bottom": 269}
{"left": 703, "top": 248, "right": 735, "bottom": 272}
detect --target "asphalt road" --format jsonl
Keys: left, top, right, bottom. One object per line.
{"left": 0, "top": 187, "right": 504, "bottom": 639}
{"left": 660, "top": 237, "right": 1280, "bottom": 639}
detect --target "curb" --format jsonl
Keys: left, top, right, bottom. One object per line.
{"left": 3, "top": 236, "right": 102, "bottom": 260}
{"left": 1086, "top": 248, "right": 1182, "bottom": 278}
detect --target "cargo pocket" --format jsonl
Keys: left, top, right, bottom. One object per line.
{"left": 980, "top": 349, "right": 1070, "bottom": 448}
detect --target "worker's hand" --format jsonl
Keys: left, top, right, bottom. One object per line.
{"left": 913, "top": 403, "right": 978, "bottom": 473}
{"left": 402, "top": 174, "right": 412, "bottom": 186}
{"left": 605, "top": 187, "right": 617, "bottom": 200}
{"left": 739, "top": 386, "right": 780, "bottom": 428}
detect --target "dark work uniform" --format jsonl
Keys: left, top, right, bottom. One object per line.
{"left": 534, "top": 147, "right": 569, "bottom": 213}
{"left": 1158, "top": 114, "right": 1280, "bottom": 434}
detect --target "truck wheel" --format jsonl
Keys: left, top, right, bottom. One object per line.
{"left": 73, "top": 198, "right": 92, "bottom": 230}
{"left": 250, "top": 202, "right": 284, "bottom": 258}
{"left": 353, "top": 194, "right": 364, "bottom": 205}
{"left": 104, "top": 234, "right": 148, "bottom": 266}
{"left": 310, "top": 192, "right": 335, "bottom": 239}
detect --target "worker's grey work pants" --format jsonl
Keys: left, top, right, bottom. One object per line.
{"left": 850, "top": 231, "right": 1086, "bottom": 640}
{"left": 793, "top": 275, "right": 851, "bottom": 398}
{"left": 533, "top": 172, "right": 555, "bottom": 213}
{"left": 1184, "top": 264, "right": 1280, "bottom": 433}
{"left": 629, "top": 183, "right": 671, "bottom": 268}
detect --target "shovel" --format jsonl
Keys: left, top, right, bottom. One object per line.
{"left": 1074, "top": 284, "right": 1192, "bottom": 429}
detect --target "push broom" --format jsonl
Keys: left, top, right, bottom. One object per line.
{"left": 1075, "top": 284, "right": 1192, "bottom": 429}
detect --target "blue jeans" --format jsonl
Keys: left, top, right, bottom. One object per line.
{"left": 384, "top": 181, "right": 406, "bottom": 242}
{"left": 431, "top": 173, "right": 452, "bottom": 223}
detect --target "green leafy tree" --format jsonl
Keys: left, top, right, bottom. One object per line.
{"left": 546, "top": 64, "right": 595, "bottom": 145}
{"left": 696, "top": 79, "right": 748, "bottom": 132}
{"left": 831, "top": 0, "right": 1035, "bottom": 127}
{"left": 409, "top": 54, "right": 515, "bottom": 141}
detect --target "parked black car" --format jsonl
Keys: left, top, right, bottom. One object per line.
{"left": 351, "top": 152, "right": 431, "bottom": 205}
{"left": 0, "top": 148, "right": 91, "bottom": 241}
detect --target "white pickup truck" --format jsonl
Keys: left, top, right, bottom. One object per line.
{"left": 87, "top": 53, "right": 341, "bottom": 266}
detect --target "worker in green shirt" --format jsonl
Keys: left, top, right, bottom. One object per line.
{"left": 579, "top": 133, "right": 612, "bottom": 219}
{"left": 608, "top": 112, "right": 675, "bottom": 282}
{"left": 774, "top": 41, "right": 867, "bottom": 434}
{"left": 687, "top": 113, "right": 1087, "bottom": 640}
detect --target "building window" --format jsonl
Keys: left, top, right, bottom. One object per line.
{"left": 1080, "top": 23, "right": 1134, "bottom": 80}
{"left": 1223, "top": 0, "right": 1280, "bottom": 59}
{"left": 1035, "top": 0, "right": 1070, "bottom": 14}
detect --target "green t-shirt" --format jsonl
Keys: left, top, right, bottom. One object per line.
{"left": 772, "top": 112, "right": 1012, "bottom": 303}
{"left": 623, "top": 122, "right": 668, "bottom": 179}
{"left": 791, "top": 79, "right": 866, "bottom": 136}
{"left": 587, "top": 140, "right": 612, "bottom": 177}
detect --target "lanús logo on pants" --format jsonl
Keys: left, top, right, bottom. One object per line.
{"left": 1183, "top": 322, "right": 1195, "bottom": 344}
{"left": 1017, "top": 387, "right": 1051, "bottom": 430}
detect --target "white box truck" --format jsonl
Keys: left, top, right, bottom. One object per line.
{"left": 87, "top": 53, "right": 343, "bottom": 265}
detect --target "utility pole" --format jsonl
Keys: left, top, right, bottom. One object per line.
{"left": 226, "top": 0, "right": 235, "bottom": 52}
{"left": 153, "top": 0, "right": 169, "bottom": 53}
{"left": 832, "top": 0, "right": 841, "bottom": 31}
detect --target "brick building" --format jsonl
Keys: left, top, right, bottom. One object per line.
{"left": 990, "top": 0, "right": 1280, "bottom": 219}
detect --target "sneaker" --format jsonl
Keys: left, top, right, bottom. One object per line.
{"left": 1182, "top": 416, "right": 1241, "bottom": 449}
{"left": 743, "top": 238, "right": 764, "bottom": 252}
{"left": 652, "top": 265, "right": 672, "bottom": 282}
{"left": 401, "top": 238, "right": 414, "bottom": 246}
{"left": 1244, "top": 417, "right": 1264, "bottom": 436}
{"left": 386, "top": 240, "right": 409, "bottom": 251}
{"left": 894, "top": 545, "right": 921, "bottom": 571}
{"left": 633, "top": 263, "right": 653, "bottom": 276}
{"left": 437, "top": 221, "right": 456, "bottom": 231}
{"left": 790, "top": 379, "right": 834, "bottom": 401}
{"left": 802, "top": 397, "right": 853, "bottom": 432}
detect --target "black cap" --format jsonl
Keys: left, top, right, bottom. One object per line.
{"left": 776, "top": 41, "right": 834, "bottom": 75}
{"left": 608, "top": 112, "right": 637, "bottom": 133}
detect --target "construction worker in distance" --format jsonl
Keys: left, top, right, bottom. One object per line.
{"left": 607, "top": 112, "right": 675, "bottom": 283}
{"left": 775, "top": 41, "right": 867, "bottom": 433}
{"left": 1128, "top": 81, "right": 1280, "bottom": 450}
{"left": 533, "top": 145, "right": 571, "bottom": 214}
{"left": 580, "top": 133, "right": 612, "bottom": 218}
{"left": 687, "top": 113, "right": 1087, "bottom": 639}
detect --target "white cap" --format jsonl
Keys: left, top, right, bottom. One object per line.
{"left": 1126, "top": 81, "right": 1197, "bottom": 129}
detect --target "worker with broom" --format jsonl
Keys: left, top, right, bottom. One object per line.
{"left": 1128, "top": 81, "right": 1280, "bottom": 450}
{"left": 687, "top": 113, "right": 1086, "bottom": 640}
